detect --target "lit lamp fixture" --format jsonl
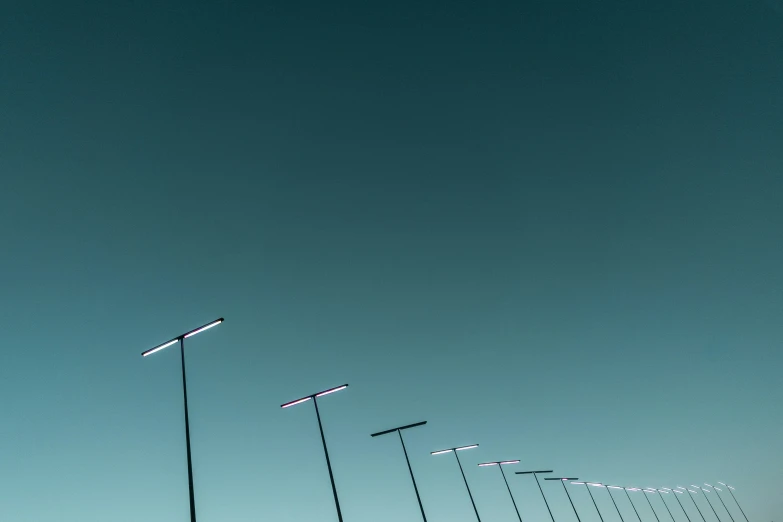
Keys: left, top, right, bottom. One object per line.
{"left": 141, "top": 318, "right": 225, "bottom": 522}
{"left": 717, "top": 483, "right": 749, "bottom": 522}
{"left": 282, "top": 384, "right": 349, "bottom": 522}
{"left": 544, "top": 478, "right": 581, "bottom": 522}
{"left": 432, "top": 444, "right": 482, "bottom": 521}
{"left": 477, "top": 460, "right": 523, "bottom": 522}
{"left": 371, "top": 421, "right": 429, "bottom": 522}
{"left": 516, "top": 470, "right": 556, "bottom": 522}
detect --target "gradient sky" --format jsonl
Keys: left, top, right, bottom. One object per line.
{"left": 1, "top": 0, "right": 782, "bottom": 521}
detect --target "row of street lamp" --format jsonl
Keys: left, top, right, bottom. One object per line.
{"left": 141, "top": 318, "right": 752, "bottom": 522}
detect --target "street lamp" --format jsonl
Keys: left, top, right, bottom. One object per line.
{"left": 661, "top": 488, "right": 692, "bottom": 522}
{"left": 678, "top": 487, "right": 709, "bottom": 522}
{"left": 605, "top": 485, "right": 630, "bottom": 522}
{"left": 516, "top": 470, "right": 555, "bottom": 522}
{"left": 431, "top": 444, "right": 481, "bottom": 522}
{"left": 570, "top": 482, "right": 608, "bottom": 522}
{"left": 705, "top": 484, "right": 735, "bottom": 522}
{"left": 545, "top": 478, "right": 581, "bottom": 522}
{"left": 621, "top": 487, "right": 644, "bottom": 522}
{"left": 717, "top": 483, "right": 749, "bottom": 522}
{"left": 697, "top": 486, "right": 724, "bottom": 522}
{"left": 281, "top": 384, "right": 349, "bottom": 522}
{"left": 477, "top": 460, "right": 523, "bottom": 522}
{"left": 650, "top": 489, "right": 677, "bottom": 522}
{"left": 371, "top": 421, "right": 428, "bottom": 522}
{"left": 141, "top": 317, "right": 224, "bottom": 522}
{"left": 638, "top": 489, "right": 664, "bottom": 522}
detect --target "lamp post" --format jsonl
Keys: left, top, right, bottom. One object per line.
{"left": 141, "top": 317, "right": 224, "bottom": 522}
{"left": 571, "top": 482, "right": 607, "bottom": 522}
{"left": 705, "top": 484, "right": 735, "bottom": 522}
{"left": 651, "top": 489, "right": 677, "bottom": 522}
{"left": 661, "top": 488, "right": 692, "bottom": 522}
{"left": 622, "top": 488, "right": 644, "bottom": 522}
{"left": 432, "top": 444, "right": 481, "bottom": 522}
{"left": 606, "top": 485, "right": 629, "bottom": 522}
{"left": 281, "top": 384, "right": 349, "bottom": 522}
{"left": 717, "top": 483, "right": 749, "bottom": 522}
{"left": 478, "top": 460, "right": 523, "bottom": 522}
{"left": 516, "top": 470, "right": 555, "bottom": 522}
{"left": 678, "top": 487, "right": 708, "bottom": 522}
{"left": 640, "top": 489, "right": 663, "bottom": 522}
{"left": 545, "top": 478, "right": 581, "bottom": 522}
{"left": 371, "top": 421, "right": 428, "bottom": 522}
{"left": 697, "top": 486, "right": 724, "bottom": 522}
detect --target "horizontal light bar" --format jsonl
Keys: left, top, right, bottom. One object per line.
{"left": 714, "top": 487, "right": 722, "bottom": 491}
{"left": 183, "top": 318, "right": 224, "bottom": 338}
{"left": 456, "top": 444, "right": 479, "bottom": 451}
{"left": 545, "top": 477, "right": 578, "bottom": 481}
{"left": 142, "top": 339, "right": 178, "bottom": 357}
{"left": 280, "top": 396, "right": 312, "bottom": 408}
{"left": 659, "top": 490, "right": 670, "bottom": 494}
{"left": 516, "top": 470, "right": 553, "bottom": 475}
{"left": 141, "top": 318, "right": 224, "bottom": 357}
{"left": 500, "top": 460, "right": 521, "bottom": 465}
{"left": 478, "top": 462, "right": 499, "bottom": 467}
{"left": 589, "top": 483, "right": 605, "bottom": 488}
{"left": 691, "top": 485, "right": 700, "bottom": 489}
{"left": 673, "top": 490, "right": 683, "bottom": 494}
{"left": 371, "top": 421, "right": 427, "bottom": 437}
{"left": 432, "top": 449, "right": 454, "bottom": 455}
{"left": 718, "top": 482, "right": 726, "bottom": 486}
{"left": 688, "top": 490, "right": 698, "bottom": 494}
{"left": 644, "top": 490, "right": 656, "bottom": 494}
{"left": 728, "top": 486, "right": 735, "bottom": 490}
{"left": 607, "top": 486, "right": 624, "bottom": 489}
{"left": 627, "top": 488, "right": 641, "bottom": 491}
{"left": 572, "top": 482, "right": 586, "bottom": 485}
{"left": 316, "top": 384, "right": 348, "bottom": 398}
{"left": 705, "top": 483, "right": 713, "bottom": 487}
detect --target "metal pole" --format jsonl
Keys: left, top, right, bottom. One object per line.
{"left": 712, "top": 490, "right": 735, "bottom": 522}
{"left": 561, "top": 480, "right": 582, "bottom": 522}
{"left": 583, "top": 485, "right": 605, "bottom": 522}
{"left": 454, "top": 450, "right": 482, "bottom": 522}
{"left": 313, "top": 396, "right": 343, "bottom": 522}
{"left": 180, "top": 338, "right": 197, "bottom": 522}
{"left": 398, "top": 430, "right": 427, "bottom": 522}
{"left": 642, "top": 492, "right": 662, "bottom": 522}
{"left": 684, "top": 489, "right": 708, "bottom": 522}
{"left": 670, "top": 491, "right": 693, "bottom": 522}
{"left": 499, "top": 465, "right": 523, "bottom": 522}
{"left": 701, "top": 491, "right": 724, "bottom": 522}
{"left": 606, "top": 488, "right": 628, "bottom": 522}
{"left": 725, "top": 488, "right": 749, "bottom": 522}
{"left": 624, "top": 489, "right": 643, "bottom": 522}
{"left": 534, "top": 473, "right": 556, "bottom": 522}
{"left": 655, "top": 492, "right": 677, "bottom": 522}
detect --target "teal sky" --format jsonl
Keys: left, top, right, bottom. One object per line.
{"left": 1, "top": 0, "right": 781, "bottom": 521}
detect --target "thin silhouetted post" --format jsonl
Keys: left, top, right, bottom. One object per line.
{"left": 516, "top": 470, "right": 556, "bottom": 522}
{"left": 432, "top": 444, "right": 481, "bottom": 521}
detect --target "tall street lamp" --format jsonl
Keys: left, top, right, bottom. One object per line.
{"left": 717, "top": 483, "right": 749, "bottom": 522}
{"left": 281, "top": 384, "right": 349, "bottom": 522}
{"left": 545, "top": 478, "right": 581, "bottom": 522}
{"left": 571, "top": 482, "right": 608, "bottom": 522}
{"left": 651, "top": 489, "right": 678, "bottom": 522}
{"left": 477, "top": 460, "right": 523, "bottom": 522}
{"left": 661, "top": 488, "right": 692, "bottom": 522}
{"left": 621, "top": 488, "right": 645, "bottom": 522}
{"left": 371, "top": 421, "right": 428, "bottom": 522}
{"left": 697, "top": 486, "right": 724, "bottom": 522}
{"left": 431, "top": 444, "right": 481, "bottom": 522}
{"left": 678, "top": 487, "right": 709, "bottom": 522}
{"left": 516, "top": 470, "right": 555, "bottom": 522}
{"left": 606, "top": 485, "right": 630, "bottom": 522}
{"left": 141, "top": 317, "right": 224, "bottom": 522}
{"left": 705, "top": 484, "right": 735, "bottom": 522}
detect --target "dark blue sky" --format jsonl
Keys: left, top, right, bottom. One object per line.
{"left": 1, "top": 0, "right": 781, "bottom": 521}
